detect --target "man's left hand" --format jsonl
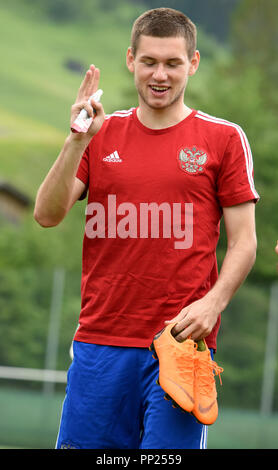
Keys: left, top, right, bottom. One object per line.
{"left": 165, "top": 295, "right": 220, "bottom": 342}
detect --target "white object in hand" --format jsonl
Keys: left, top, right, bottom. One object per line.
{"left": 71, "top": 89, "right": 103, "bottom": 133}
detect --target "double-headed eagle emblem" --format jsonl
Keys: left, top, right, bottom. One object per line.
{"left": 178, "top": 146, "right": 208, "bottom": 174}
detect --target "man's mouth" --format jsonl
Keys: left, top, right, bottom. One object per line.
{"left": 149, "top": 85, "right": 170, "bottom": 95}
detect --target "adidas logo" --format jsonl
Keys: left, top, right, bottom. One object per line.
{"left": 103, "top": 150, "right": 122, "bottom": 162}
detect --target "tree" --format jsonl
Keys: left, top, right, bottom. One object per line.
{"left": 138, "top": 0, "right": 240, "bottom": 42}
{"left": 231, "top": 0, "right": 278, "bottom": 110}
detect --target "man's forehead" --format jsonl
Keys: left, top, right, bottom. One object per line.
{"left": 136, "top": 35, "right": 188, "bottom": 57}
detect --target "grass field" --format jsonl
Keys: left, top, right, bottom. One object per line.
{"left": 0, "top": 385, "right": 277, "bottom": 449}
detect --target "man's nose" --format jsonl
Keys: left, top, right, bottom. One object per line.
{"left": 152, "top": 64, "right": 168, "bottom": 81}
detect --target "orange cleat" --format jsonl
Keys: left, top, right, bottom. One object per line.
{"left": 192, "top": 339, "right": 223, "bottom": 425}
{"left": 149, "top": 324, "right": 197, "bottom": 413}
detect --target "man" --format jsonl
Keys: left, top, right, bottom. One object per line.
{"left": 34, "top": 8, "right": 259, "bottom": 449}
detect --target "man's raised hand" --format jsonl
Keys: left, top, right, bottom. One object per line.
{"left": 70, "top": 64, "right": 105, "bottom": 138}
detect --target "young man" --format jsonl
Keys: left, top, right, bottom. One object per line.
{"left": 34, "top": 8, "right": 259, "bottom": 449}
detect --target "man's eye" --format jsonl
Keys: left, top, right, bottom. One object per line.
{"left": 144, "top": 61, "right": 154, "bottom": 66}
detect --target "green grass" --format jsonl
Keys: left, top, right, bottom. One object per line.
{"left": 0, "top": 385, "right": 64, "bottom": 449}
{"left": 209, "top": 408, "right": 278, "bottom": 449}
{"left": 0, "top": 385, "right": 277, "bottom": 449}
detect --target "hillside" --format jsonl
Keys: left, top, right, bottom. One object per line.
{"left": 0, "top": 1, "right": 277, "bottom": 281}
{"left": 0, "top": 4, "right": 139, "bottom": 198}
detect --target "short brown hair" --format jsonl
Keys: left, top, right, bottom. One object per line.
{"left": 131, "top": 8, "right": 197, "bottom": 59}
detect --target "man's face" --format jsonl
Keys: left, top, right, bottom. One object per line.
{"left": 126, "top": 35, "right": 199, "bottom": 111}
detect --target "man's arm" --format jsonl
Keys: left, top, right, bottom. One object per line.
{"left": 166, "top": 201, "right": 257, "bottom": 342}
{"left": 34, "top": 64, "right": 105, "bottom": 227}
{"left": 34, "top": 137, "right": 90, "bottom": 227}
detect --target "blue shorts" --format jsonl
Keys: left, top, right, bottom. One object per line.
{"left": 56, "top": 341, "right": 210, "bottom": 449}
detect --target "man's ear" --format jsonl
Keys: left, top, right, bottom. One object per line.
{"left": 189, "top": 50, "right": 200, "bottom": 76}
{"left": 126, "top": 47, "right": 135, "bottom": 73}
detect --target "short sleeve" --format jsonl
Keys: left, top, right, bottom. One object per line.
{"left": 76, "top": 145, "right": 90, "bottom": 200}
{"left": 217, "top": 126, "right": 260, "bottom": 207}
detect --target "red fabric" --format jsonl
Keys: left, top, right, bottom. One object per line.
{"left": 74, "top": 108, "right": 259, "bottom": 350}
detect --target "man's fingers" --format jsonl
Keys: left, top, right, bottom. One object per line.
{"left": 71, "top": 101, "right": 94, "bottom": 123}
{"left": 174, "top": 324, "right": 203, "bottom": 343}
{"left": 84, "top": 67, "right": 100, "bottom": 98}
{"left": 171, "top": 316, "right": 212, "bottom": 343}
{"left": 79, "top": 66, "right": 95, "bottom": 92}
{"left": 90, "top": 97, "right": 101, "bottom": 111}
{"left": 69, "top": 65, "right": 105, "bottom": 137}
{"left": 76, "top": 64, "right": 96, "bottom": 101}
{"left": 72, "top": 95, "right": 103, "bottom": 120}
{"left": 165, "top": 311, "right": 199, "bottom": 341}
{"left": 165, "top": 309, "right": 187, "bottom": 325}
{"left": 165, "top": 315, "right": 203, "bottom": 342}
{"left": 172, "top": 319, "right": 189, "bottom": 337}
{"left": 83, "top": 103, "right": 94, "bottom": 118}
{"left": 91, "top": 67, "right": 100, "bottom": 95}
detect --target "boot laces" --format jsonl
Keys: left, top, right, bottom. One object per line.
{"left": 196, "top": 353, "right": 224, "bottom": 394}
{"left": 174, "top": 341, "right": 197, "bottom": 383}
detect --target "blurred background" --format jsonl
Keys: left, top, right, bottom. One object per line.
{"left": 0, "top": 0, "right": 277, "bottom": 449}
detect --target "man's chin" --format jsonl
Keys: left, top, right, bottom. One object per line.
{"left": 139, "top": 91, "right": 183, "bottom": 112}
{"left": 144, "top": 98, "right": 172, "bottom": 111}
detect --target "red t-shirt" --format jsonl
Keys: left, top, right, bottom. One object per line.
{"left": 74, "top": 108, "right": 259, "bottom": 350}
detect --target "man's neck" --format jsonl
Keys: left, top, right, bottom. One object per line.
{"left": 136, "top": 102, "right": 192, "bottom": 130}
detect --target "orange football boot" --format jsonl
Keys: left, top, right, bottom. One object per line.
{"left": 192, "top": 339, "right": 223, "bottom": 425}
{"left": 149, "top": 323, "right": 197, "bottom": 413}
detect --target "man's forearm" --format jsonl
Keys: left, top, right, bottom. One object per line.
{"left": 34, "top": 134, "right": 89, "bottom": 227}
{"left": 206, "top": 238, "right": 257, "bottom": 313}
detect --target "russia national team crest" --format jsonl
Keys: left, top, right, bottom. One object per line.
{"left": 178, "top": 146, "right": 208, "bottom": 175}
